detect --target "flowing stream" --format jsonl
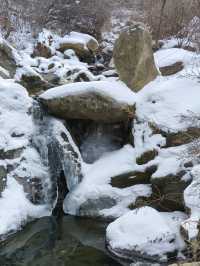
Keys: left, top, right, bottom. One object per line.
{"left": 0, "top": 216, "right": 126, "bottom": 266}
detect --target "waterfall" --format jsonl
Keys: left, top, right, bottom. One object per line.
{"left": 31, "top": 99, "right": 84, "bottom": 212}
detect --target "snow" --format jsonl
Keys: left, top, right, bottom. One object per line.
{"left": 63, "top": 145, "right": 151, "bottom": 218}
{"left": 63, "top": 31, "right": 98, "bottom": 49}
{"left": 82, "top": 145, "right": 136, "bottom": 185}
{"left": 154, "top": 48, "right": 195, "bottom": 68}
{"left": 133, "top": 120, "right": 166, "bottom": 157}
{"left": 37, "top": 29, "right": 98, "bottom": 53}
{"left": 0, "top": 80, "right": 32, "bottom": 151}
{"left": 40, "top": 80, "right": 136, "bottom": 105}
{"left": 0, "top": 79, "right": 52, "bottom": 237}
{"left": 106, "top": 207, "right": 186, "bottom": 261}
{"left": 0, "top": 176, "right": 49, "bottom": 237}
{"left": 136, "top": 76, "right": 200, "bottom": 132}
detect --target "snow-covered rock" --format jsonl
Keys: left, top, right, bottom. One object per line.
{"left": 40, "top": 80, "right": 135, "bottom": 123}
{"left": 33, "top": 29, "right": 99, "bottom": 63}
{"left": 106, "top": 207, "right": 187, "bottom": 262}
{"left": 63, "top": 145, "right": 152, "bottom": 218}
{"left": 0, "top": 80, "right": 51, "bottom": 237}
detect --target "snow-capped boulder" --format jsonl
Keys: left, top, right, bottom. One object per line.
{"left": 106, "top": 207, "right": 186, "bottom": 263}
{"left": 33, "top": 30, "right": 99, "bottom": 63}
{"left": 16, "top": 66, "right": 51, "bottom": 94}
{"left": 57, "top": 32, "right": 99, "bottom": 63}
{"left": 113, "top": 23, "right": 158, "bottom": 92}
{"left": 40, "top": 81, "right": 135, "bottom": 123}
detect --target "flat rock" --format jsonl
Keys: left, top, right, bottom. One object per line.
{"left": 40, "top": 81, "right": 135, "bottom": 123}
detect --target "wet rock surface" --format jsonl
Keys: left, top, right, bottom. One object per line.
{"left": 0, "top": 216, "right": 123, "bottom": 266}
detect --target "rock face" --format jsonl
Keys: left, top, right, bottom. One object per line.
{"left": 113, "top": 24, "right": 159, "bottom": 92}
{"left": 150, "top": 172, "right": 191, "bottom": 211}
{"left": 0, "top": 39, "right": 17, "bottom": 77}
{"left": 159, "top": 61, "right": 184, "bottom": 76}
{"left": 40, "top": 81, "right": 135, "bottom": 123}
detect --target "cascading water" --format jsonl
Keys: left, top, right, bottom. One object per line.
{"left": 31, "top": 99, "right": 84, "bottom": 214}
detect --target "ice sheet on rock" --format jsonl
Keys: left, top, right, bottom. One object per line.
{"left": 136, "top": 77, "right": 200, "bottom": 132}
{"left": 106, "top": 207, "right": 186, "bottom": 261}
{"left": 0, "top": 176, "right": 49, "bottom": 237}
{"left": 182, "top": 165, "right": 200, "bottom": 239}
{"left": 40, "top": 80, "right": 136, "bottom": 105}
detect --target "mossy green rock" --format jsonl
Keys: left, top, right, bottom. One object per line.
{"left": 113, "top": 24, "right": 159, "bottom": 92}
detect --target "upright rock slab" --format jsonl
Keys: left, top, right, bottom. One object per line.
{"left": 0, "top": 38, "right": 17, "bottom": 78}
{"left": 113, "top": 24, "right": 159, "bottom": 92}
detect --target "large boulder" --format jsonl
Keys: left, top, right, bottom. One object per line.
{"left": 39, "top": 81, "right": 135, "bottom": 123}
{"left": 113, "top": 23, "right": 159, "bottom": 92}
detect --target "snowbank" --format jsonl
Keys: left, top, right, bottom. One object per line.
{"left": 136, "top": 77, "right": 200, "bottom": 132}
{"left": 154, "top": 48, "right": 195, "bottom": 68}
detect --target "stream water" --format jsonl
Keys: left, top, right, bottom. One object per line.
{"left": 0, "top": 216, "right": 125, "bottom": 266}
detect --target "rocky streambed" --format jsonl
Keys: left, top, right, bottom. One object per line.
{"left": 1, "top": 21, "right": 200, "bottom": 266}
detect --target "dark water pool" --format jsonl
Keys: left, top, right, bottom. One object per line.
{"left": 0, "top": 216, "right": 125, "bottom": 266}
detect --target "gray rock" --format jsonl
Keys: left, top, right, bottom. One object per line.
{"left": 0, "top": 39, "right": 17, "bottom": 77}
{"left": 113, "top": 23, "right": 159, "bottom": 92}
{"left": 39, "top": 82, "right": 135, "bottom": 123}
